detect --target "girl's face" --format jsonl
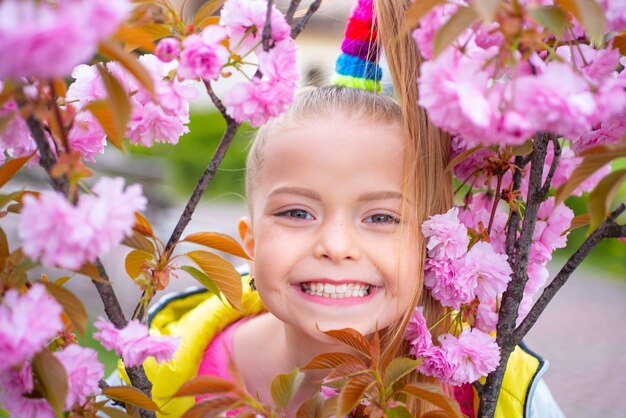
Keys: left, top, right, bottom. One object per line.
{"left": 241, "top": 113, "right": 420, "bottom": 340}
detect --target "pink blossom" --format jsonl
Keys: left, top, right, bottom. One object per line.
{"left": 417, "top": 346, "right": 453, "bottom": 382}
{"left": 155, "top": 37, "right": 181, "bottom": 63}
{"left": 574, "top": 111, "right": 626, "bottom": 154}
{"left": 536, "top": 198, "right": 575, "bottom": 252}
{"left": 475, "top": 302, "right": 498, "bottom": 333}
{"left": 224, "top": 77, "right": 295, "bottom": 127}
{"left": 19, "top": 177, "right": 146, "bottom": 269}
{"left": 422, "top": 207, "right": 469, "bottom": 260}
{"left": 457, "top": 194, "right": 508, "bottom": 254}
{"left": 94, "top": 318, "right": 180, "bottom": 367}
{"left": 257, "top": 39, "right": 299, "bottom": 85}
{"left": 0, "top": 284, "right": 63, "bottom": 372}
{"left": 0, "top": 0, "right": 130, "bottom": 79}
{"left": 0, "top": 86, "right": 37, "bottom": 164}
{"left": 0, "top": 363, "right": 55, "bottom": 418}
{"left": 405, "top": 307, "right": 433, "bottom": 354}
{"left": 67, "top": 111, "right": 107, "bottom": 162}
{"left": 54, "top": 345, "right": 104, "bottom": 409}
{"left": 66, "top": 64, "right": 107, "bottom": 107}
{"left": 474, "top": 22, "right": 504, "bottom": 49}
{"left": 425, "top": 258, "right": 474, "bottom": 309}
{"left": 439, "top": 328, "right": 500, "bottom": 386}
{"left": 220, "top": 0, "right": 291, "bottom": 55}
{"left": 456, "top": 242, "right": 511, "bottom": 304}
{"left": 178, "top": 26, "right": 229, "bottom": 81}
{"left": 598, "top": 0, "right": 626, "bottom": 32}
{"left": 412, "top": 3, "right": 460, "bottom": 59}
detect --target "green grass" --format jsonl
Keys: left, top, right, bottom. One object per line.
{"left": 129, "top": 111, "right": 256, "bottom": 201}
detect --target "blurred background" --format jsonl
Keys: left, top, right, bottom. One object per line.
{"left": 2, "top": 1, "right": 625, "bottom": 416}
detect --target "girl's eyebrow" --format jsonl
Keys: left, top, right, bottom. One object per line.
{"left": 357, "top": 191, "right": 405, "bottom": 202}
{"left": 268, "top": 187, "right": 321, "bottom": 200}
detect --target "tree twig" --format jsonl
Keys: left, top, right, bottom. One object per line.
{"left": 263, "top": 0, "right": 274, "bottom": 52}
{"left": 505, "top": 156, "right": 526, "bottom": 261}
{"left": 539, "top": 137, "right": 561, "bottom": 197}
{"left": 285, "top": 0, "right": 302, "bottom": 24}
{"left": 291, "top": 0, "right": 322, "bottom": 38}
{"left": 25, "top": 116, "right": 69, "bottom": 195}
{"left": 513, "top": 203, "right": 626, "bottom": 342}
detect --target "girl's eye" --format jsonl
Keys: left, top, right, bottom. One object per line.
{"left": 364, "top": 213, "right": 400, "bottom": 224}
{"left": 276, "top": 209, "right": 314, "bottom": 220}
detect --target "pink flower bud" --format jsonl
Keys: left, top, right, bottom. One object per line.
{"left": 155, "top": 37, "right": 181, "bottom": 63}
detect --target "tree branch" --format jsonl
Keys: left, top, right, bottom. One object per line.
{"left": 513, "top": 203, "right": 626, "bottom": 342}
{"left": 285, "top": 0, "right": 302, "bottom": 24}
{"left": 505, "top": 156, "right": 526, "bottom": 260}
{"left": 25, "top": 116, "right": 69, "bottom": 195}
{"left": 263, "top": 0, "right": 274, "bottom": 52}
{"left": 291, "top": 0, "right": 322, "bottom": 39}
{"left": 539, "top": 137, "right": 561, "bottom": 197}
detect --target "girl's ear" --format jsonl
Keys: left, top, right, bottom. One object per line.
{"left": 238, "top": 217, "right": 255, "bottom": 275}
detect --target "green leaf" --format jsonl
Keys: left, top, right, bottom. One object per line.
{"left": 555, "top": 0, "right": 606, "bottom": 46}
{"left": 124, "top": 249, "right": 153, "bottom": 279}
{"left": 530, "top": 6, "right": 568, "bottom": 36}
{"left": 401, "top": 383, "right": 463, "bottom": 418}
{"left": 383, "top": 357, "right": 423, "bottom": 388}
{"left": 472, "top": 0, "right": 501, "bottom": 22}
{"left": 42, "top": 281, "right": 88, "bottom": 336}
{"left": 336, "top": 375, "right": 374, "bottom": 417}
{"left": 186, "top": 250, "right": 243, "bottom": 310}
{"left": 588, "top": 168, "right": 626, "bottom": 231}
{"left": 404, "top": 0, "right": 446, "bottom": 33}
{"left": 433, "top": 6, "right": 479, "bottom": 57}
{"left": 102, "top": 386, "right": 163, "bottom": 413}
{"left": 32, "top": 349, "right": 68, "bottom": 418}
{"left": 0, "top": 153, "right": 35, "bottom": 189}
{"left": 446, "top": 146, "right": 484, "bottom": 172}
{"left": 180, "top": 265, "right": 225, "bottom": 303}
{"left": 386, "top": 405, "right": 414, "bottom": 418}
{"left": 171, "top": 375, "right": 235, "bottom": 397}
{"left": 270, "top": 368, "right": 305, "bottom": 409}
{"left": 183, "top": 232, "right": 251, "bottom": 260}
{"left": 510, "top": 140, "right": 534, "bottom": 156}
{"left": 323, "top": 328, "right": 372, "bottom": 357}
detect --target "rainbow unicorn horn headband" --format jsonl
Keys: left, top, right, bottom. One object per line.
{"left": 331, "top": 0, "right": 382, "bottom": 93}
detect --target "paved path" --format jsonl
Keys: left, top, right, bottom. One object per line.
{"left": 525, "top": 269, "right": 626, "bottom": 418}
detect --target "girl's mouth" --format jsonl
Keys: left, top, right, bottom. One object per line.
{"left": 299, "top": 282, "right": 372, "bottom": 299}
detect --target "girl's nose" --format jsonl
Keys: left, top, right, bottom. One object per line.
{"left": 313, "top": 218, "right": 361, "bottom": 262}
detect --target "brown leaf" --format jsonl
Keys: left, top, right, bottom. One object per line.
{"left": 383, "top": 357, "right": 423, "bottom": 388}
{"left": 588, "top": 168, "right": 626, "bottom": 231}
{"left": 336, "top": 374, "right": 375, "bottom": 417}
{"left": 197, "top": 16, "right": 221, "bottom": 30}
{"left": 323, "top": 328, "right": 372, "bottom": 357}
{"left": 98, "top": 406, "right": 136, "bottom": 418}
{"left": 122, "top": 231, "right": 156, "bottom": 253}
{"left": 472, "top": 0, "right": 501, "bottom": 22}
{"left": 125, "top": 249, "right": 153, "bottom": 279}
{"left": 325, "top": 361, "right": 369, "bottom": 381}
{"left": 194, "top": 0, "right": 226, "bottom": 27}
{"left": 133, "top": 212, "right": 155, "bottom": 237}
{"left": 0, "top": 153, "right": 35, "bottom": 189}
{"left": 0, "top": 226, "right": 9, "bottom": 266}
{"left": 0, "top": 110, "right": 16, "bottom": 136}
{"left": 370, "top": 328, "right": 380, "bottom": 369}
{"left": 139, "top": 24, "right": 173, "bottom": 42}
{"left": 446, "top": 145, "right": 484, "bottom": 172}
{"left": 183, "top": 232, "right": 251, "bottom": 260}
{"left": 422, "top": 411, "right": 455, "bottom": 418}
{"left": 75, "top": 262, "right": 109, "bottom": 283}
{"left": 404, "top": 0, "right": 445, "bottom": 34}
{"left": 562, "top": 213, "right": 590, "bottom": 236}
{"left": 302, "top": 352, "right": 367, "bottom": 370}
{"left": 180, "top": 265, "right": 223, "bottom": 300}
{"left": 32, "top": 349, "right": 68, "bottom": 417}
{"left": 113, "top": 25, "right": 156, "bottom": 52}
{"left": 296, "top": 393, "right": 324, "bottom": 418}
{"left": 555, "top": 0, "right": 605, "bottom": 45}
{"left": 181, "top": 397, "right": 238, "bottom": 418}
{"left": 401, "top": 383, "right": 463, "bottom": 418}
{"left": 102, "top": 386, "right": 163, "bottom": 413}
{"left": 613, "top": 31, "right": 626, "bottom": 56}
{"left": 98, "top": 39, "right": 155, "bottom": 97}
{"left": 433, "top": 6, "right": 478, "bottom": 57}
{"left": 172, "top": 375, "right": 235, "bottom": 397}
{"left": 85, "top": 100, "right": 125, "bottom": 150}
{"left": 186, "top": 250, "right": 243, "bottom": 310}
{"left": 270, "top": 368, "right": 305, "bottom": 409}
{"left": 97, "top": 65, "right": 132, "bottom": 149}
{"left": 42, "top": 282, "right": 88, "bottom": 336}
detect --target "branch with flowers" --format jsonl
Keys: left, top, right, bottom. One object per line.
{"left": 0, "top": 0, "right": 317, "bottom": 417}
{"left": 399, "top": 0, "right": 626, "bottom": 416}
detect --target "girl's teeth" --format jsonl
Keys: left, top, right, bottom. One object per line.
{"left": 301, "top": 282, "right": 371, "bottom": 298}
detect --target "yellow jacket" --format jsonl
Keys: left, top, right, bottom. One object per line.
{"left": 120, "top": 278, "right": 560, "bottom": 418}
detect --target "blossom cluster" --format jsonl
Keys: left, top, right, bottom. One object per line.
{"left": 0, "top": 0, "right": 130, "bottom": 79}
{"left": 94, "top": 317, "right": 180, "bottom": 367}
{"left": 18, "top": 177, "right": 147, "bottom": 270}
{"left": 0, "top": 285, "right": 104, "bottom": 417}
{"left": 154, "top": 0, "right": 299, "bottom": 127}
{"left": 415, "top": 1, "right": 626, "bottom": 152}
